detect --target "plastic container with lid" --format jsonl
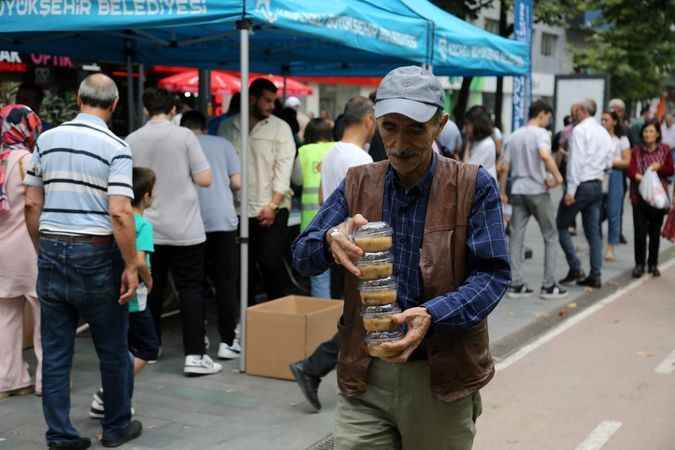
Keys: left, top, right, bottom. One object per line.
{"left": 365, "top": 330, "right": 405, "bottom": 358}
{"left": 356, "top": 251, "right": 394, "bottom": 281}
{"left": 353, "top": 221, "right": 393, "bottom": 253}
{"left": 359, "top": 277, "right": 397, "bottom": 306}
{"left": 361, "top": 303, "right": 401, "bottom": 332}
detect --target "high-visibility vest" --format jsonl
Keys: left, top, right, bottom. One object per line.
{"left": 299, "top": 141, "right": 335, "bottom": 231}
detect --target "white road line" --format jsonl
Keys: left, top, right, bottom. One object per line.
{"left": 655, "top": 349, "right": 675, "bottom": 374}
{"left": 496, "top": 258, "right": 675, "bottom": 372}
{"left": 575, "top": 421, "right": 622, "bottom": 450}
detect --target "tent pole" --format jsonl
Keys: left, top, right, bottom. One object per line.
{"left": 198, "top": 68, "right": 210, "bottom": 117}
{"left": 283, "top": 76, "right": 287, "bottom": 102}
{"left": 238, "top": 19, "right": 251, "bottom": 373}
{"left": 126, "top": 56, "right": 134, "bottom": 134}
{"left": 137, "top": 63, "right": 145, "bottom": 128}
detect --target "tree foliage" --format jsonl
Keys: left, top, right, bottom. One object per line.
{"left": 573, "top": 0, "right": 675, "bottom": 102}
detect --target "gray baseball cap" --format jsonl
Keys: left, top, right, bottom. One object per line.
{"left": 374, "top": 66, "right": 444, "bottom": 123}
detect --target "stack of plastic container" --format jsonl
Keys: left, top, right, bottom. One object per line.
{"left": 352, "top": 222, "right": 404, "bottom": 358}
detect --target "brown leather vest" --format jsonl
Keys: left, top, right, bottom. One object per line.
{"left": 338, "top": 156, "right": 495, "bottom": 402}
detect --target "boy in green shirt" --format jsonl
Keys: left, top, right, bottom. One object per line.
{"left": 90, "top": 167, "right": 159, "bottom": 419}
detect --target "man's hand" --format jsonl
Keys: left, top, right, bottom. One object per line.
{"left": 500, "top": 193, "right": 509, "bottom": 205}
{"left": 138, "top": 263, "right": 153, "bottom": 292}
{"left": 326, "top": 214, "right": 368, "bottom": 277}
{"left": 378, "top": 307, "right": 432, "bottom": 363}
{"left": 564, "top": 193, "right": 576, "bottom": 206}
{"left": 257, "top": 206, "right": 276, "bottom": 227}
{"left": 119, "top": 263, "right": 139, "bottom": 305}
{"left": 545, "top": 176, "right": 562, "bottom": 190}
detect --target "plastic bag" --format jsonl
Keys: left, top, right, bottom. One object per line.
{"left": 639, "top": 169, "right": 670, "bottom": 210}
{"left": 662, "top": 207, "right": 675, "bottom": 242}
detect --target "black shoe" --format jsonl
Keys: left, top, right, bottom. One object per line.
{"left": 632, "top": 265, "right": 645, "bottom": 278}
{"left": 559, "top": 270, "right": 586, "bottom": 286}
{"left": 649, "top": 265, "right": 661, "bottom": 277}
{"left": 289, "top": 361, "right": 322, "bottom": 412}
{"left": 507, "top": 284, "right": 534, "bottom": 298}
{"left": 101, "top": 420, "right": 143, "bottom": 448}
{"left": 49, "top": 438, "right": 92, "bottom": 450}
{"left": 540, "top": 284, "right": 568, "bottom": 300}
{"left": 524, "top": 247, "right": 533, "bottom": 260}
{"left": 577, "top": 276, "right": 602, "bottom": 289}
{"left": 620, "top": 234, "right": 628, "bottom": 245}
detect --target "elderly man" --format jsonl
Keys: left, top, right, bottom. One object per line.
{"left": 24, "top": 74, "right": 149, "bottom": 449}
{"left": 557, "top": 99, "right": 613, "bottom": 288}
{"left": 292, "top": 66, "right": 510, "bottom": 450}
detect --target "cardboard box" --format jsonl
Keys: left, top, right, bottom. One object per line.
{"left": 246, "top": 296, "right": 343, "bottom": 380}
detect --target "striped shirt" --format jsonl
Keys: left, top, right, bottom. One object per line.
{"left": 24, "top": 113, "right": 133, "bottom": 235}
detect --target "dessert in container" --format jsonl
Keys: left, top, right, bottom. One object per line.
{"left": 353, "top": 221, "right": 393, "bottom": 252}
{"left": 357, "top": 251, "right": 394, "bottom": 280}
{"left": 359, "top": 277, "right": 397, "bottom": 306}
{"left": 365, "top": 330, "right": 405, "bottom": 358}
{"left": 362, "top": 303, "right": 401, "bottom": 332}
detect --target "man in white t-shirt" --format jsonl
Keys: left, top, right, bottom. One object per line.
{"left": 127, "top": 89, "right": 222, "bottom": 376}
{"left": 503, "top": 100, "right": 565, "bottom": 299}
{"left": 290, "top": 95, "right": 375, "bottom": 412}
{"left": 181, "top": 110, "right": 243, "bottom": 361}
{"left": 320, "top": 96, "right": 376, "bottom": 202}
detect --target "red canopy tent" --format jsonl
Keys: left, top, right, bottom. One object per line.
{"left": 159, "top": 70, "right": 313, "bottom": 96}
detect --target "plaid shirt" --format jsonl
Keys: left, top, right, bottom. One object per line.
{"left": 292, "top": 156, "right": 510, "bottom": 329}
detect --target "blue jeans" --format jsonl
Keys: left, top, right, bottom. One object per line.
{"left": 557, "top": 181, "right": 603, "bottom": 278}
{"left": 37, "top": 237, "right": 133, "bottom": 446}
{"left": 606, "top": 170, "right": 625, "bottom": 245}
{"left": 310, "top": 270, "right": 331, "bottom": 298}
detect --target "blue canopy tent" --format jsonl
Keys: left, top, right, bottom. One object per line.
{"left": 0, "top": 1, "right": 529, "bottom": 76}
{"left": 1, "top": 0, "right": 529, "bottom": 372}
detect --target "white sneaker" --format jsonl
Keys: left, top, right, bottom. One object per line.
{"left": 218, "top": 343, "right": 241, "bottom": 360}
{"left": 231, "top": 337, "right": 242, "bottom": 353}
{"left": 184, "top": 354, "right": 223, "bottom": 376}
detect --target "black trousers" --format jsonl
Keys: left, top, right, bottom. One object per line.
{"left": 303, "top": 333, "right": 340, "bottom": 378}
{"left": 248, "top": 208, "right": 290, "bottom": 304}
{"left": 633, "top": 200, "right": 666, "bottom": 267}
{"left": 205, "top": 231, "right": 239, "bottom": 346}
{"left": 303, "top": 267, "right": 344, "bottom": 378}
{"left": 330, "top": 265, "right": 345, "bottom": 300}
{"left": 148, "top": 243, "right": 206, "bottom": 356}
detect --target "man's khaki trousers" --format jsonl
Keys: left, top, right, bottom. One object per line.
{"left": 334, "top": 359, "right": 482, "bottom": 450}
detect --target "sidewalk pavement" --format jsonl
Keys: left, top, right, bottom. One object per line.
{"left": 1, "top": 190, "right": 671, "bottom": 450}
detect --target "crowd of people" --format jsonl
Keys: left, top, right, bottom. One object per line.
{"left": 1, "top": 67, "right": 674, "bottom": 450}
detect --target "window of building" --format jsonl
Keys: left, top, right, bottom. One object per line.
{"left": 541, "top": 32, "right": 558, "bottom": 57}
{"left": 484, "top": 18, "right": 500, "bottom": 34}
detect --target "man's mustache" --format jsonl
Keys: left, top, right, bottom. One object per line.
{"left": 389, "top": 148, "right": 417, "bottom": 158}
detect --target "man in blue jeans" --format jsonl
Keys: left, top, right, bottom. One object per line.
{"left": 24, "top": 73, "right": 151, "bottom": 450}
{"left": 557, "top": 99, "right": 613, "bottom": 288}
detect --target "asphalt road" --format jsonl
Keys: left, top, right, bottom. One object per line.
{"left": 475, "top": 260, "right": 675, "bottom": 450}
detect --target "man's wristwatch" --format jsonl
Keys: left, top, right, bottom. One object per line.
{"left": 268, "top": 201, "right": 279, "bottom": 211}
